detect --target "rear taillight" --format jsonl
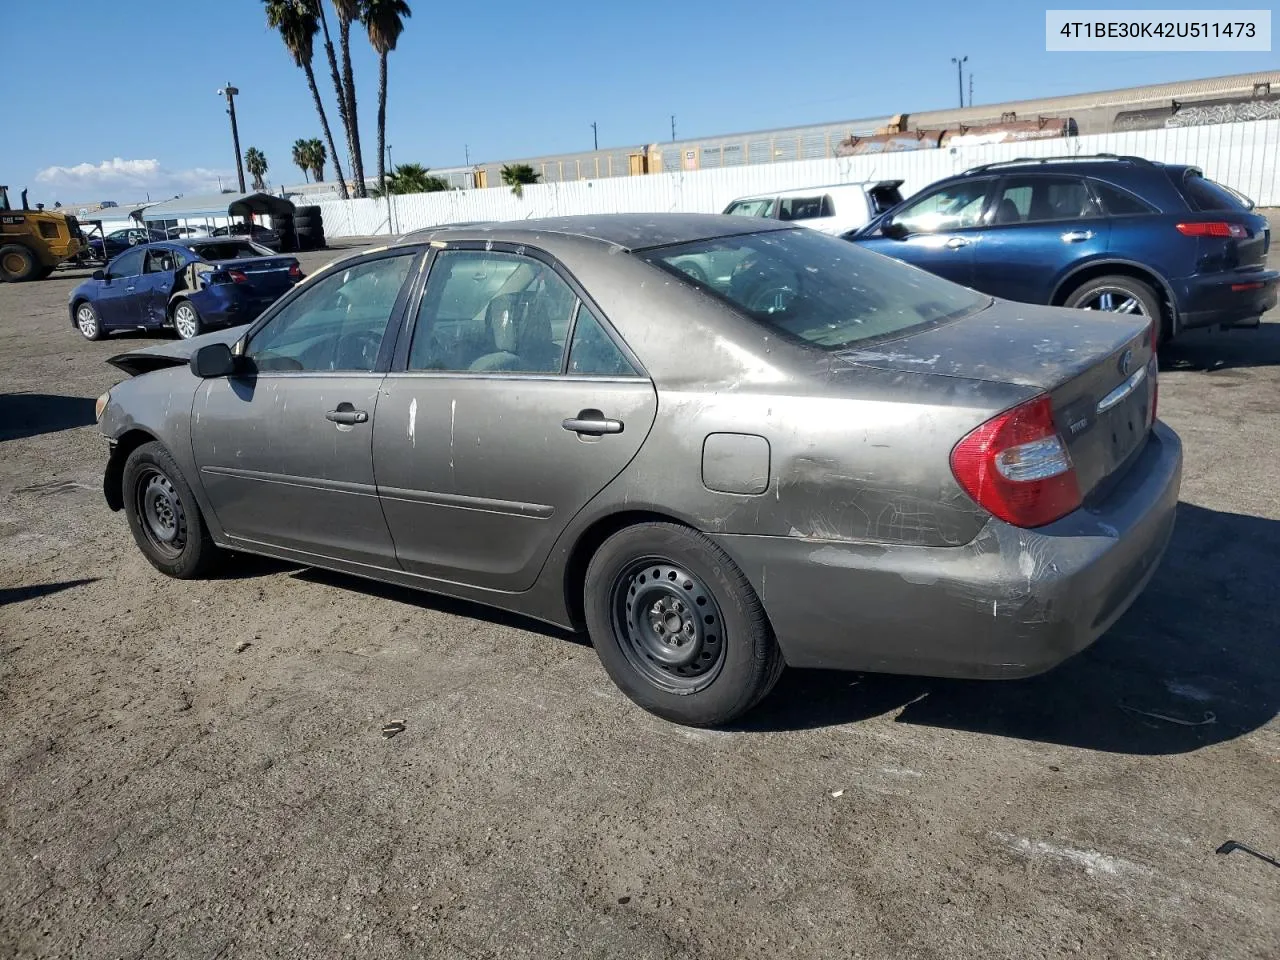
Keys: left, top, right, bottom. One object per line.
{"left": 950, "top": 394, "right": 1081, "bottom": 528}
{"left": 288, "top": 262, "right": 303, "bottom": 280}
{"left": 1175, "top": 221, "right": 1249, "bottom": 239}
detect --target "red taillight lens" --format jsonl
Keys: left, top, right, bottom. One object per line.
{"left": 288, "top": 262, "right": 303, "bottom": 280}
{"left": 1175, "top": 221, "right": 1249, "bottom": 239}
{"left": 950, "top": 394, "right": 1081, "bottom": 528}
{"left": 227, "top": 269, "right": 248, "bottom": 284}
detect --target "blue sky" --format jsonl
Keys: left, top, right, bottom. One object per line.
{"left": 9, "top": 0, "right": 1276, "bottom": 203}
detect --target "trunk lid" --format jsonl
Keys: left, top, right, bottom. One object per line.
{"left": 839, "top": 299, "right": 1156, "bottom": 499}
{"left": 217, "top": 255, "right": 299, "bottom": 297}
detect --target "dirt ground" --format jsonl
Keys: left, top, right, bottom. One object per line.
{"left": 2, "top": 239, "right": 1278, "bottom": 960}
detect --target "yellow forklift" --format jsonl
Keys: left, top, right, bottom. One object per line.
{"left": 0, "top": 184, "right": 83, "bottom": 282}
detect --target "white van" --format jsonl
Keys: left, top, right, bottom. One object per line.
{"left": 722, "top": 181, "right": 905, "bottom": 236}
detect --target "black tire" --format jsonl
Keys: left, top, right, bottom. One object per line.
{"left": 171, "top": 299, "right": 203, "bottom": 340}
{"left": 296, "top": 205, "right": 322, "bottom": 219}
{"left": 1063, "top": 275, "right": 1164, "bottom": 338}
{"left": 122, "top": 441, "right": 218, "bottom": 579}
{"left": 584, "top": 522, "right": 784, "bottom": 726}
{"left": 294, "top": 214, "right": 320, "bottom": 229}
{"left": 73, "top": 300, "right": 104, "bottom": 341}
{"left": 0, "top": 244, "right": 39, "bottom": 282}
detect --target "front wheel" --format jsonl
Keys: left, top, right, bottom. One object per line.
{"left": 75, "top": 301, "right": 104, "bottom": 341}
{"left": 172, "top": 300, "right": 203, "bottom": 340}
{"left": 122, "top": 441, "right": 219, "bottom": 578}
{"left": 584, "top": 522, "right": 784, "bottom": 726}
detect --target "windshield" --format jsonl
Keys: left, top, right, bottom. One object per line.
{"left": 643, "top": 228, "right": 988, "bottom": 350}
{"left": 189, "top": 240, "right": 273, "bottom": 261}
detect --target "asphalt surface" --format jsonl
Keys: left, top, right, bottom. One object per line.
{"left": 2, "top": 238, "right": 1278, "bottom": 959}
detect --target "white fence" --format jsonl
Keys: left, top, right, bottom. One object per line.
{"left": 318, "top": 118, "right": 1280, "bottom": 238}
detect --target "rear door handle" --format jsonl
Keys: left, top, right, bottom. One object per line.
{"left": 562, "top": 409, "right": 623, "bottom": 436}
{"left": 945, "top": 236, "right": 969, "bottom": 249}
{"left": 326, "top": 403, "right": 369, "bottom": 425}
{"left": 1062, "top": 230, "right": 1095, "bottom": 243}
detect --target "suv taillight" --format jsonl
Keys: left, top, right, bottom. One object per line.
{"left": 950, "top": 395, "right": 1081, "bottom": 528}
{"left": 1176, "top": 221, "right": 1249, "bottom": 239}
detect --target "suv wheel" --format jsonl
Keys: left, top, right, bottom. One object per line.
{"left": 1064, "top": 275, "right": 1163, "bottom": 333}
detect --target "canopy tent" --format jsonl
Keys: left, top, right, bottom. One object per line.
{"left": 139, "top": 192, "right": 295, "bottom": 224}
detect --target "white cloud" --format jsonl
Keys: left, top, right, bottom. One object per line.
{"left": 33, "top": 157, "right": 235, "bottom": 202}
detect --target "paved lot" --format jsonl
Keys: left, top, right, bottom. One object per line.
{"left": 2, "top": 239, "right": 1278, "bottom": 959}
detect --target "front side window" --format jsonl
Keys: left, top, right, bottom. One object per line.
{"left": 408, "top": 250, "right": 575, "bottom": 373}
{"left": 246, "top": 252, "right": 416, "bottom": 373}
{"left": 989, "top": 175, "right": 1098, "bottom": 225}
{"left": 108, "top": 248, "right": 145, "bottom": 278}
{"left": 724, "top": 198, "right": 774, "bottom": 218}
{"left": 643, "top": 228, "right": 987, "bottom": 351}
{"left": 891, "top": 179, "right": 991, "bottom": 234}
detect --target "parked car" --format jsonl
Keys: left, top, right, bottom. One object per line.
{"left": 95, "top": 214, "right": 1180, "bottom": 726}
{"left": 70, "top": 238, "right": 303, "bottom": 342}
{"left": 847, "top": 155, "right": 1277, "bottom": 341}
{"left": 166, "top": 225, "right": 212, "bottom": 240}
{"left": 211, "top": 221, "right": 282, "bottom": 251}
{"left": 722, "top": 181, "right": 905, "bottom": 235}
{"left": 88, "top": 227, "right": 168, "bottom": 261}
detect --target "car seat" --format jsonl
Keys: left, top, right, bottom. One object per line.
{"left": 470, "top": 293, "right": 562, "bottom": 372}
{"left": 994, "top": 197, "right": 1023, "bottom": 224}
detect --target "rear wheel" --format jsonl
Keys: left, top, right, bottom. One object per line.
{"left": 1064, "top": 275, "right": 1164, "bottom": 338}
{"left": 0, "top": 244, "right": 38, "bottom": 283}
{"left": 122, "top": 441, "right": 218, "bottom": 579}
{"left": 75, "top": 301, "right": 104, "bottom": 341}
{"left": 584, "top": 522, "right": 784, "bottom": 726}
{"left": 172, "top": 300, "right": 203, "bottom": 340}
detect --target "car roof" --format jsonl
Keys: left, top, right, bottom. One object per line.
{"left": 730, "top": 182, "right": 898, "bottom": 202}
{"left": 389, "top": 213, "right": 790, "bottom": 252}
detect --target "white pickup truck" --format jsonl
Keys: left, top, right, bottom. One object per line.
{"left": 722, "top": 181, "right": 905, "bottom": 236}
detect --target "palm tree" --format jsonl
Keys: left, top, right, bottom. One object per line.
{"left": 373, "top": 163, "right": 448, "bottom": 196}
{"left": 264, "top": 0, "right": 348, "bottom": 200}
{"left": 314, "top": 0, "right": 366, "bottom": 197}
{"left": 501, "top": 163, "right": 541, "bottom": 198}
{"left": 245, "top": 148, "right": 269, "bottom": 191}
{"left": 292, "top": 138, "right": 311, "bottom": 182}
{"left": 361, "top": 0, "right": 411, "bottom": 195}
{"left": 306, "top": 137, "right": 328, "bottom": 182}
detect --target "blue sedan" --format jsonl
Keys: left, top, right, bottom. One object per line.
{"left": 69, "top": 239, "right": 304, "bottom": 341}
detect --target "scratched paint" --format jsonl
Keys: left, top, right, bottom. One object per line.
{"left": 408, "top": 397, "right": 417, "bottom": 447}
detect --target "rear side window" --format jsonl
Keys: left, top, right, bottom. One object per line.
{"left": 724, "top": 198, "right": 774, "bottom": 218}
{"left": 989, "top": 175, "right": 1098, "bottom": 224}
{"left": 777, "top": 196, "right": 831, "bottom": 221}
{"left": 1091, "top": 181, "right": 1157, "bottom": 216}
{"left": 1182, "top": 173, "right": 1251, "bottom": 211}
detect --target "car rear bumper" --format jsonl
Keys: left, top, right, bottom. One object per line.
{"left": 714, "top": 420, "right": 1182, "bottom": 678}
{"left": 1175, "top": 269, "right": 1279, "bottom": 330}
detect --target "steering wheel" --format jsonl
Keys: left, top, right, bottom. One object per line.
{"left": 338, "top": 330, "right": 383, "bottom": 369}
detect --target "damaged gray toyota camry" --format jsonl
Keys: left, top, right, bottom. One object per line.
{"left": 94, "top": 214, "right": 1181, "bottom": 726}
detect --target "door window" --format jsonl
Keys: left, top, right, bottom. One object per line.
{"left": 567, "top": 305, "right": 638, "bottom": 376}
{"left": 245, "top": 252, "right": 416, "bottom": 373}
{"left": 724, "top": 198, "right": 774, "bottom": 217}
{"left": 1091, "top": 181, "right": 1156, "bottom": 215}
{"left": 408, "top": 250, "right": 575, "bottom": 374}
{"left": 108, "top": 248, "right": 145, "bottom": 278}
{"left": 988, "top": 175, "right": 1099, "bottom": 225}
{"left": 891, "top": 180, "right": 991, "bottom": 234}
{"left": 777, "top": 196, "right": 832, "bottom": 221}
{"left": 144, "top": 248, "right": 176, "bottom": 273}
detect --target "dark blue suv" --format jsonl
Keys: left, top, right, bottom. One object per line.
{"left": 847, "top": 155, "right": 1277, "bottom": 342}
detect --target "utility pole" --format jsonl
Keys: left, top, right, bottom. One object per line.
{"left": 218, "top": 84, "right": 246, "bottom": 193}
{"left": 950, "top": 56, "right": 967, "bottom": 109}
{"left": 591, "top": 121, "right": 598, "bottom": 150}
{"left": 968, "top": 73, "right": 974, "bottom": 108}
{"left": 670, "top": 115, "right": 676, "bottom": 142}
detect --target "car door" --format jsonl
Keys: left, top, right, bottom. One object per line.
{"left": 854, "top": 177, "right": 994, "bottom": 287}
{"left": 138, "top": 246, "right": 180, "bottom": 326}
{"left": 96, "top": 247, "right": 146, "bottom": 328}
{"left": 189, "top": 248, "right": 421, "bottom": 567}
{"left": 373, "top": 245, "right": 657, "bottom": 591}
{"left": 969, "top": 174, "right": 1110, "bottom": 304}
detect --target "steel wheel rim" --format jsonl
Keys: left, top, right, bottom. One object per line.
{"left": 135, "top": 468, "right": 186, "bottom": 558}
{"left": 174, "top": 304, "right": 198, "bottom": 339}
{"left": 1080, "top": 288, "right": 1147, "bottom": 316}
{"left": 76, "top": 305, "right": 97, "bottom": 337}
{"left": 610, "top": 558, "right": 727, "bottom": 692}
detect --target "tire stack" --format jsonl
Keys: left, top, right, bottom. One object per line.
{"left": 294, "top": 206, "right": 327, "bottom": 251}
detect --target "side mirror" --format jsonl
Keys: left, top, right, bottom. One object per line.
{"left": 92, "top": 270, "right": 106, "bottom": 281}
{"left": 881, "top": 218, "right": 909, "bottom": 240}
{"left": 190, "top": 343, "right": 236, "bottom": 378}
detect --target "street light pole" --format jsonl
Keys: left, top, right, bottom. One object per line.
{"left": 218, "top": 84, "right": 246, "bottom": 193}
{"left": 591, "top": 121, "right": 598, "bottom": 150}
{"left": 950, "top": 57, "right": 967, "bottom": 109}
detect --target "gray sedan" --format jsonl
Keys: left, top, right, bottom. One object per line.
{"left": 95, "top": 214, "right": 1181, "bottom": 726}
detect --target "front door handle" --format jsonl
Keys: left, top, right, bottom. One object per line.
{"left": 945, "top": 236, "right": 969, "bottom": 249}
{"left": 1062, "top": 230, "right": 1095, "bottom": 243}
{"left": 326, "top": 402, "right": 369, "bottom": 425}
{"left": 562, "top": 409, "right": 623, "bottom": 436}
{"left": 125, "top": 285, "right": 135, "bottom": 292}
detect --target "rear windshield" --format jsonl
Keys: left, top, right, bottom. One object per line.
{"left": 1182, "top": 172, "right": 1252, "bottom": 211}
{"left": 642, "top": 228, "right": 988, "bottom": 350}
{"left": 189, "top": 240, "right": 272, "bottom": 261}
